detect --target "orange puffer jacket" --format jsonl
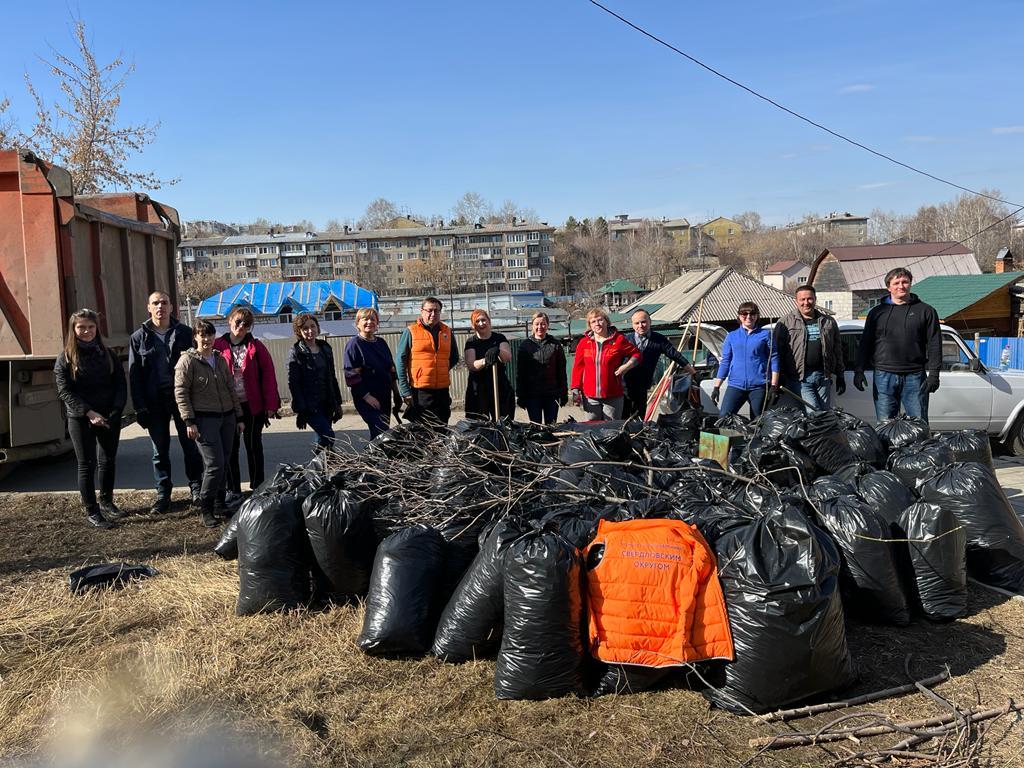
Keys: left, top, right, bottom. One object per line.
{"left": 585, "top": 518, "right": 734, "bottom": 667}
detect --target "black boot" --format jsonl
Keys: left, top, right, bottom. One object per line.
{"left": 98, "top": 496, "right": 126, "bottom": 520}
{"left": 86, "top": 505, "right": 114, "bottom": 529}
{"left": 201, "top": 507, "right": 219, "bottom": 528}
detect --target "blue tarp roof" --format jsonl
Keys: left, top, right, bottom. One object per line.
{"left": 197, "top": 280, "right": 378, "bottom": 318}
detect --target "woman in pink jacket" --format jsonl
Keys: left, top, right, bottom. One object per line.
{"left": 214, "top": 307, "right": 280, "bottom": 501}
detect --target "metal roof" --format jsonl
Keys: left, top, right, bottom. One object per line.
{"left": 827, "top": 242, "right": 972, "bottom": 261}
{"left": 599, "top": 278, "right": 646, "bottom": 294}
{"left": 841, "top": 253, "right": 981, "bottom": 291}
{"left": 620, "top": 268, "right": 797, "bottom": 324}
{"left": 909, "top": 272, "right": 1024, "bottom": 319}
{"left": 764, "top": 259, "right": 801, "bottom": 274}
{"left": 197, "top": 280, "right": 378, "bottom": 318}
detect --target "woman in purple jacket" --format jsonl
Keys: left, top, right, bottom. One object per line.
{"left": 343, "top": 307, "right": 401, "bottom": 440}
{"left": 214, "top": 307, "right": 280, "bottom": 499}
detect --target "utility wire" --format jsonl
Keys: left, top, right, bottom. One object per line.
{"left": 587, "top": 0, "right": 1024, "bottom": 209}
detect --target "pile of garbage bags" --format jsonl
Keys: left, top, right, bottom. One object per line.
{"left": 220, "top": 407, "right": 1024, "bottom": 714}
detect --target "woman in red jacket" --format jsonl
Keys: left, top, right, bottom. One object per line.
{"left": 570, "top": 308, "right": 641, "bottom": 420}
{"left": 214, "top": 307, "right": 281, "bottom": 501}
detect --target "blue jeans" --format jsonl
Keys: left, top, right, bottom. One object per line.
{"left": 719, "top": 386, "right": 767, "bottom": 418}
{"left": 148, "top": 400, "right": 203, "bottom": 499}
{"left": 305, "top": 409, "right": 336, "bottom": 449}
{"left": 523, "top": 397, "right": 559, "bottom": 425}
{"left": 788, "top": 370, "right": 831, "bottom": 412}
{"left": 873, "top": 370, "right": 928, "bottom": 422}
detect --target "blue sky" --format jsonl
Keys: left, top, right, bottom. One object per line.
{"left": 2, "top": 0, "right": 1022, "bottom": 228}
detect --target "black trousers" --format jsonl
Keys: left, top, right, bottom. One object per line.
{"left": 407, "top": 388, "right": 451, "bottom": 426}
{"left": 194, "top": 412, "right": 236, "bottom": 511}
{"left": 228, "top": 402, "right": 266, "bottom": 493}
{"left": 622, "top": 387, "right": 650, "bottom": 420}
{"left": 67, "top": 416, "right": 121, "bottom": 507}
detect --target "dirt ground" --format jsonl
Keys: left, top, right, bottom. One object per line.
{"left": 0, "top": 490, "right": 1022, "bottom": 767}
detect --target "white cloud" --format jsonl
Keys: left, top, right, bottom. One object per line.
{"left": 839, "top": 83, "right": 875, "bottom": 94}
{"left": 857, "top": 181, "right": 896, "bottom": 190}
{"left": 992, "top": 126, "right": 1024, "bottom": 135}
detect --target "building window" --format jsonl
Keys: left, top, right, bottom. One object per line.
{"left": 506, "top": 233, "right": 525, "bottom": 243}
{"left": 279, "top": 312, "right": 292, "bottom": 324}
{"left": 824, "top": 300, "right": 834, "bottom": 310}
{"left": 797, "top": 276, "right": 807, "bottom": 283}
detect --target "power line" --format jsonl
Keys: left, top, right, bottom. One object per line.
{"left": 587, "top": 0, "right": 1023, "bottom": 209}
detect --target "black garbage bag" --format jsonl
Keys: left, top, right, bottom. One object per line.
{"left": 920, "top": 463, "right": 1024, "bottom": 591}
{"left": 648, "top": 442, "right": 698, "bottom": 489}
{"left": 802, "top": 410, "right": 857, "bottom": 475}
{"left": 886, "top": 440, "right": 954, "bottom": 491}
{"left": 656, "top": 407, "right": 701, "bottom": 445}
{"left": 704, "top": 503, "right": 855, "bottom": 714}
{"left": 938, "top": 430, "right": 994, "bottom": 471}
{"left": 494, "top": 530, "right": 585, "bottom": 700}
{"left": 833, "top": 461, "right": 876, "bottom": 485}
{"left": 853, "top": 470, "right": 916, "bottom": 529}
{"left": 439, "top": 518, "right": 485, "bottom": 596}
{"left": 876, "top": 415, "right": 930, "bottom": 451}
{"left": 758, "top": 407, "right": 808, "bottom": 441}
{"left": 815, "top": 495, "right": 911, "bottom": 625}
{"left": 675, "top": 500, "right": 756, "bottom": 547}
{"left": 69, "top": 563, "right": 158, "bottom": 594}
{"left": 303, "top": 484, "right": 379, "bottom": 601}
{"left": 899, "top": 502, "right": 968, "bottom": 621}
{"left": 358, "top": 525, "right": 447, "bottom": 656}
{"left": 838, "top": 413, "right": 886, "bottom": 466}
{"left": 742, "top": 435, "right": 818, "bottom": 486}
{"left": 236, "top": 492, "right": 311, "bottom": 616}
{"left": 433, "top": 519, "right": 525, "bottom": 662}
{"left": 591, "top": 664, "right": 671, "bottom": 697}
{"left": 213, "top": 515, "right": 240, "bottom": 560}
{"left": 713, "top": 413, "right": 756, "bottom": 439}
{"left": 367, "top": 421, "right": 438, "bottom": 460}
{"left": 810, "top": 476, "right": 857, "bottom": 502}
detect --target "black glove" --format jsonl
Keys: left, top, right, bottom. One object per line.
{"left": 710, "top": 386, "right": 721, "bottom": 405}
{"left": 767, "top": 385, "right": 780, "bottom": 406}
{"left": 853, "top": 371, "right": 867, "bottom": 391}
{"left": 135, "top": 408, "right": 150, "bottom": 430}
{"left": 263, "top": 415, "right": 272, "bottom": 429}
{"left": 558, "top": 392, "right": 569, "bottom": 408}
{"left": 332, "top": 407, "right": 342, "bottom": 424}
{"left": 296, "top": 413, "right": 307, "bottom": 430}
{"left": 834, "top": 374, "right": 846, "bottom": 396}
{"left": 926, "top": 371, "right": 940, "bottom": 394}
{"left": 483, "top": 346, "right": 501, "bottom": 366}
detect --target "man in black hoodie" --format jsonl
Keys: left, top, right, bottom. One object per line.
{"left": 853, "top": 267, "right": 941, "bottom": 422}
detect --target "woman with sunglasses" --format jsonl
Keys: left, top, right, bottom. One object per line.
{"left": 54, "top": 309, "right": 127, "bottom": 528}
{"left": 711, "top": 302, "right": 780, "bottom": 418}
{"left": 175, "top": 320, "right": 244, "bottom": 528}
{"left": 214, "top": 306, "right": 280, "bottom": 501}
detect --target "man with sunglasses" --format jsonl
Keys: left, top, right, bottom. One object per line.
{"left": 710, "top": 302, "right": 780, "bottom": 417}
{"left": 128, "top": 291, "right": 204, "bottom": 514}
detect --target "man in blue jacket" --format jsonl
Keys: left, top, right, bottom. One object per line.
{"left": 622, "top": 310, "right": 696, "bottom": 419}
{"left": 711, "top": 302, "right": 780, "bottom": 418}
{"left": 853, "top": 267, "right": 941, "bottom": 422}
{"left": 128, "top": 291, "right": 203, "bottom": 514}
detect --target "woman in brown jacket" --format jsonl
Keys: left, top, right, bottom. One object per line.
{"left": 174, "top": 320, "right": 243, "bottom": 528}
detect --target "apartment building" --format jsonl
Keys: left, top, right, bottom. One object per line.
{"left": 787, "top": 211, "right": 869, "bottom": 246}
{"left": 177, "top": 220, "right": 556, "bottom": 296}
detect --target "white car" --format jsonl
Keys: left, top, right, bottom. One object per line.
{"left": 693, "top": 321, "right": 1024, "bottom": 454}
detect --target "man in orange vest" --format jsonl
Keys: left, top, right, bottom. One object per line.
{"left": 396, "top": 296, "right": 459, "bottom": 424}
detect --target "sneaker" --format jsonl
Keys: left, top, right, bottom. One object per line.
{"left": 213, "top": 504, "right": 230, "bottom": 522}
{"left": 201, "top": 510, "right": 219, "bottom": 528}
{"left": 148, "top": 498, "right": 171, "bottom": 515}
{"left": 190, "top": 487, "right": 202, "bottom": 506}
{"left": 98, "top": 498, "right": 126, "bottom": 520}
{"left": 86, "top": 506, "right": 114, "bottom": 529}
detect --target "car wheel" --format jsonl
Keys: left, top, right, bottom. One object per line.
{"left": 1007, "top": 414, "right": 1024, "bottom": 456}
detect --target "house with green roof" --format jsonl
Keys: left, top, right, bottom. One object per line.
{"left": 598, "top": 278, "right": 647, "bottom": 310}
{"left": 911, "top": 271, "right": 1024, "bottom": 335}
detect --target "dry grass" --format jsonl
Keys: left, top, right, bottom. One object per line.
{"left": 0, "top": 491, "right": 1022, "bottom": 767}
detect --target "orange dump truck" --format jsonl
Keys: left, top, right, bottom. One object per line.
{"left": 0, "top": 149, "right": 180, "bottom": 464}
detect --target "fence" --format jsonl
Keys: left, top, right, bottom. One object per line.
{"left": 969, "top": 336, "right": 1024, "bottom": 370}
{"left": 262, "top": 329, "right": 711, "bottom": 409}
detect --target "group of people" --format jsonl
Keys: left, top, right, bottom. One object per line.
{"left": 55, "top": 267, "right": 938, "bottom": 530}
{"left": 712, "top": 266, "right": 941, "bottom": 422}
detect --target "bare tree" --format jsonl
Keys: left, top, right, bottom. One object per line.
{"left": 3, "top": 18, "right": 174, "bottom": 193}
{"left": 0, "top": 98, "right": 16, "bottom": 148}
{"left": 732, "top": 211, "right": 765, "bottom": 234}
{"left": 494, "top": 199, "right": 539, "bottom": 224}
{"left": 359, "top": 198, "right": 400, "bottom": 230}
{"left": 179, "top": 270, "right": 227, "bottom": 302}
{"left": 451, "top": 191, "right": 492, "bottom": 225}
{"left": 867, "top": 208, "right": 907, "bottom": 244}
